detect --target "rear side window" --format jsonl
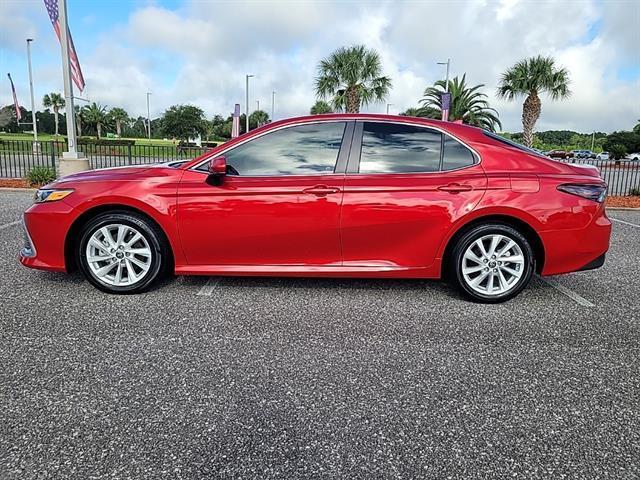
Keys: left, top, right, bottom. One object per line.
{"left": 359, "top": 122, "right": 442, "bottom": 173}
{"left": 442, "top": 135, "right": 477, "bottom": 170}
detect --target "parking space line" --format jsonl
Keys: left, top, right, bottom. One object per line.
{"left": 197, "top": 277, "right": 220, "bottom": 296}
{"left": 539, "top": 277, "right": 595, "bottom": 307}
{"left": 0, "top": 220, "right": 20, "bottom": 231}
{"left": 610, "top": 218, "right": 640, "bottom": 228}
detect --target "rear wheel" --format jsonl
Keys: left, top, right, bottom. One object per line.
{"left": 77, "top": 211, "right": 168, "bottom": 294}
{"left": 450, "top": 223, "right": 535, "bottom": 303}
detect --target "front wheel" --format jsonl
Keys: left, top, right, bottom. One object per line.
{"left": 77, "top": 211, "right": 168, "bottom": 294}
{"left": 450, "top": 223, "right": 535, "bottom": 303}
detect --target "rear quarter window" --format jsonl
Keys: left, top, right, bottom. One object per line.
{"left": 442, "top": 135, "right": 477, "bottom": 170}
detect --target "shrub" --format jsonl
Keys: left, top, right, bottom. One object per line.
{"left": 25, "top": 166, "right": 57, "bottom": 187}
{"left": 629, "top": 187, "right": 640, "bottom": 196}
{"left": 609, "top": 144, "right": 627, "bottom": 161}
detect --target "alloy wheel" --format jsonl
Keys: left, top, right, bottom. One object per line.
{"left": 461, "top": 234, "right": 525, "bottom": 296}
{"left": 85, "top": 223, "right": 152, "bottom": 287}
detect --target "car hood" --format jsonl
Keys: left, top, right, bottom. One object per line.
{"left": 51, "top": 165, "right": 154, "bottom": 186}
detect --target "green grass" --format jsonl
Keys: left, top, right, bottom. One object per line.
{"left": 0, "top": 132, "right": 182, "bottom": 147}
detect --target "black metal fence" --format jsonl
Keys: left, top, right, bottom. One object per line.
{"left": 0, "top": 139, "right": 213, "bottom": 179}
{"left": 1, "top": 139, "right": 639, "bottom": 196}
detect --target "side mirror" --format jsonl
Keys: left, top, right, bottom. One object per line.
{"left": 208, "top": 156, "right": 227, "bottom": 176}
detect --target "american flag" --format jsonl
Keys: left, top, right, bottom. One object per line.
{"left": 43, "top": 0, "right": 85, "bottom": 92}
{"left": 231, "top": 103, "right": 241, "bottom": 138}
{"left": 7, "top": 73, "right": 22, "bottom": 121}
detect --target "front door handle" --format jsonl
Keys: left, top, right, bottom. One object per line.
{"left": 302, "top": 185, "right": 341, "bottom": 196}
{"left": 437, "top": 183, "right": 473, "bottom": 193}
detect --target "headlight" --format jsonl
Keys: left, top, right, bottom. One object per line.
{"left": 34, "top": 189, "right": 74, "bottom": 203}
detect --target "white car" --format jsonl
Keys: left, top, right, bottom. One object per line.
{"left": 628, "top": 152, "right": 640, "bottom": 161}
{"left": 596, "top": 152, "right": 610, "bottom": 160}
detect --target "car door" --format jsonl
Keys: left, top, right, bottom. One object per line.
{"left": 340, "top": 120, "right": 487, "bottom": 269}
{"left": 177, "top": 121, "right": 353, "bottom": 267}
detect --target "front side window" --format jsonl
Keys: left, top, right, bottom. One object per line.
{"left": 359, "top": 122, "right": 442, "bottom": 174}
{"left": 221, "top": 122, "right": 346, "bottom": 176}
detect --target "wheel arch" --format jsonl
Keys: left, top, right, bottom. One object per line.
{"left": 64, "top": 204, "right": 175, "bottom": 273}
{"left": 440, "top": 213, "right": 546, "bottom": 277}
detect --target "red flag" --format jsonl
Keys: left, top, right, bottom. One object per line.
{"left": 7, "top": 73, "right": 22, "bottom": 121}
{"left": 43, "top": 0, "right": 86, "bottom": 92}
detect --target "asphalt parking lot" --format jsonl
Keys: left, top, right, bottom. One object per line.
{"left": 0, "top": 189, "right": 638, "bottom": 479}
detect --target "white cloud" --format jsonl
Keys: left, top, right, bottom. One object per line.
{"left": 0, "top": 0, "right": 638, "bottom": 132}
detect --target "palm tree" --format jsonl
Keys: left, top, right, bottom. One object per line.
{"left": 419, "top": 75, "right": 502, "bottom": 132}
{"left": 399, "top": 106, "right": 440, "bottom": 118}
{"left": 310, "top": 100, "right": 332, "bottom": 115}
{"left": 315, "top": 45, "right": 392, "bottom": 113}
{"left": 497, "top": 56, "right": 570, "bottom": 147}
{"left": 82, "top": 102, "right": 108, "bottom": 138}
{"left": 109, "top": 107, "right": 129, "bottom": 137}
{"left": 42, "top": 93, "right": 65, "bottom": 136}
{"left": 74, "top": 105, "right": 83, "bottom": 137}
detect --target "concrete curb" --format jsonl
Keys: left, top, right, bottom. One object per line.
{"left": 607, "top": 207, "right": 640, "bottom": 211}
{"left": 0, "top": 187, "right": 37, "bottom": 192}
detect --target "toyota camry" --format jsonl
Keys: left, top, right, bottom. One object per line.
{"left": 20, "top": 114, "right": 611, "bottom": 302}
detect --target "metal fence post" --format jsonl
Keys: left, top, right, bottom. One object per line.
{"left": 127, "top": 144, "right": 132, "bottom": 165}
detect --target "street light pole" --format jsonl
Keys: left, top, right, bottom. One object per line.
{"left": 26, "top": 39, "right": 38, "bottom": 149}
{"left": 386, "top": 103, "right": 393, "bottom": 115}
{"left": 146, "top": 92, "right": 152, "bottom": 140}
{"left": 256, "top": 100, "right": 260, "bottom": 112}
{"left": 271, "top": 90, "right": 275, "bottom": 121}
{"left": 245, "top": 74, "right": 253, "bottom": 133}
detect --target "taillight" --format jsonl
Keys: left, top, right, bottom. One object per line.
{"left": 557, "top": 183, "right": 607, "bottom": 203}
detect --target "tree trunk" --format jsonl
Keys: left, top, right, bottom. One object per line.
{"left": 97, "top": 123, "right": 102, "bottom": 139}
{"left": 54, "top": 108, "right": 59, "bottom": 136}
{"left": 522, "top": 91, "right": 541, "bottom": 148}
{"left": 346, "top": 87, "right": 360, "bottom": 113}
{"left": 116, "top": 120, "right": 122, "bottom": 137}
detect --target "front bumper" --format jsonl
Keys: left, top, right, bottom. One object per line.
{"left": 19, "top": 201, "right": 77, "bottom": 273}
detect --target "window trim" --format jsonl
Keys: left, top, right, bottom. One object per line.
{"left": 190, "top": 120, "right": 355, "bottom": 177}
{"left": 347, "top": 120, "right": 481, "bottom": 175}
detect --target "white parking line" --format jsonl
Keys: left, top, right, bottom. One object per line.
{"left": 539, "top": 277, "right": 595, "bottom": 307}
{"left": 0, "top": 220, "right": 20, "bottom": 231}
{"left": 610, "top": 218, "right": 640, "bottom": 228}
{"left": 197, "top": 277, "right": 220, "bottom": 296}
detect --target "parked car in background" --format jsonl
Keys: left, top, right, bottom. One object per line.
{"left": 20, "top": 114, "right": 612, "bottom": 303}
{"left": 571, "top": 150, "right": 596, "bottom": 159}
{"left": 596, "top": 152, "right": 610, "bottom": 160}
{"left": 628, "top": 152, "right": 640, "bottom": 161}
{"left": 546, "top": 150, "right": 572, "bottom": 159}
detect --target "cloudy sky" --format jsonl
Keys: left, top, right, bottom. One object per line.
{"left": 1, "top": 0, "right": 638, "bottom": 133}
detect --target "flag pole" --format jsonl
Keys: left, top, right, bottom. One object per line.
{"left": 26, "top": 39, "right": 39, "bottom": 152}
{"left": 57, "top": 0, "right": 88, "bottom": 174}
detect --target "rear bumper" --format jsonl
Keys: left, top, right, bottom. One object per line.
{"left": 540, "top": 207, "right": 611, "bottom": 276}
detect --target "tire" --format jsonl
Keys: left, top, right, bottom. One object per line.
{"left": 77, "top": 211, "right": 168, "bottom": 294}
{"left": 449, "top": 223, "right": 535, "bottom": 303}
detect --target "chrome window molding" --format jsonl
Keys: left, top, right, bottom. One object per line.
{"left": 188, "top": 118, "right": 482, "bottom": 177}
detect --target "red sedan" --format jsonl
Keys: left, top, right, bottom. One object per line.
{"left": 20, "top": 114, "right": 611, "bottom": 302}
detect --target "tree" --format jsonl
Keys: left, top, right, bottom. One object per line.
{"left": 42, "top": 92, "right": 65, "bottom": 136}
{"left": 109, "top": 107, "right": 129, "bottom": 137}
{"left": 315, "top": 45, "right": 391, "bottom": 113}
{"left": 161, "top": 104, "right": 206, "bottom": 141}
{"left": 74, "top": 105, "right": 83, "bottom": 137}
{"left": 497, "top": 55, "right": 571, "bottom": 147}
{"left": 249, "top": 110, "right": 270, "bottom": 129}
{"left": 419, "top": 74, "right": 502, "bottom": 132}
{"left": 633, "top": 120, "right": 640, "bottom": 135}
{"left": 82, "top": 102, "right": 108, "bottom": 138}
{"left": 603, "top": 131, "right": 640, "bottom": 154}
{"left": 310, "top": 100, "right": 332, "bottom": 114}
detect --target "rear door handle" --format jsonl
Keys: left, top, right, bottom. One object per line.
{"left": 437, "top": 183, "right": 473, "bottom": 193}
{"left": 302, "top": 185, "right": 341, "bottom": 196}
